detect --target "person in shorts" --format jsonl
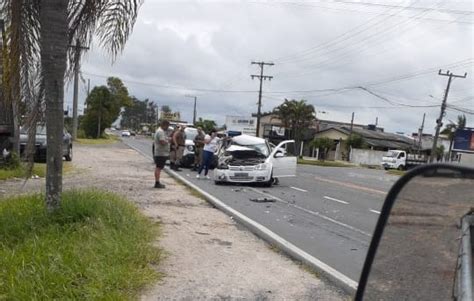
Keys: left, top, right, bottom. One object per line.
{"left": 154, "top": 120, "right": 171, "bottom": 188}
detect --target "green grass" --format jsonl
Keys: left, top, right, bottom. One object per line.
{"left": 297, "top": 158, "right": 355, "bottom": 168}
{"left": 386, "top": 169, "right": 407, "bottom": 176}
{"left": 0, "top": 162, "right": 73, "bottom": 181}
{"left": 76, "top": 135, "right": 118, "bottom": 145}
{"left": 0, "top": 189, "right": 161, "bottom": 300}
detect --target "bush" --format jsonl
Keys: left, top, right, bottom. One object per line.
{"left": 0, "top": 190, "right": 161, "bottom": 299}
{"left": 0, "top": 151, "right": 21, "bottom": 170}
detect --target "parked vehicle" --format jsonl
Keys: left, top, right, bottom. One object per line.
{"left": 19, "top": 125, "right": 73, "bottom": 162}
{"left": 381, "top": 150, "right": 428, "bottom": 170}
{"left": 121, "top": 130, "right": 131, "bottom": 137}
{"left": 213, "top": 135, "right": 296, "bottom": 186}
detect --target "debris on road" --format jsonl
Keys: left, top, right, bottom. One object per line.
{"left": 250, "top": 197, "right": 276, "bottom": 203}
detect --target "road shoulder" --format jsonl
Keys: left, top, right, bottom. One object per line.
{"left": 0, "top": 142, "right": 346, "bottom": 300}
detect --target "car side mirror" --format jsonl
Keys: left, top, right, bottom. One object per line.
{"left": 274, "top": 152, "right": 284, "bottom": 158}
{"left": 356, "top": 164, "right": 474, "bottom": 301}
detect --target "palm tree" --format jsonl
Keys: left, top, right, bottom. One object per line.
{"left": 1, "top": 0, "right": 143, "bottom": 211}
{"left": 40, "top": 0, "right": 68, "bottom": 211}
{"left": 273, "top": 99, "right": 315, "bottom": 156}
{"left": 441, "top": 114, "right": 466, "bottom": 161}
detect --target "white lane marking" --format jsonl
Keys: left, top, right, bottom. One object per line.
{"left": 369, "top": 209, "right": 381, "bottom": 214}
{"left": 290, "top": 186, "right": 308, "bottom": 192}
{"left": 323, "top": 196, "right": 349, "bottom": 205}
{"left": 248, "top": 188, "right": 372, "bottom": 237}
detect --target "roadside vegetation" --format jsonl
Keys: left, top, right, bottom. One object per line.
{"left": 0, "top": 190, "right": 161, "bottom": 300}
{"left": 386, "top": 169, "right": 407, "bottom": 176}
{"left": 76, "top": 134, "right": 119, "bottom": 145}
{"left": 297, "top": 158, "right": 355, "bottom": 168}
{"left": 0, "top": 162, "right": 73, "bottom": 181}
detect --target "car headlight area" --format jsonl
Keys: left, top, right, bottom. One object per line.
{"left": 214, "top": 165, "right": 272, "bottom": 183}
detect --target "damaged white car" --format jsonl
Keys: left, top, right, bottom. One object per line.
{"left": 213, "top": 135, "right": 297, "bottom": 186}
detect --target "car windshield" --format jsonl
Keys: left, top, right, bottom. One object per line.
{"left": 385, "top": 151, "right": 399, "bottom": 158}
{"left": 20, "top": 126, "right": 46, "bottom": 135}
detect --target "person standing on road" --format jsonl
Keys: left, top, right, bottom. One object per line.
{"left": 197, "top": 129, "right": 219, "bottom": 179}
{"left": 154, "top": 120, "right": 171, "bottom": 189}
{"left": 172, "top": 126, "right": 186, "bottom": 171}
{"left": 169, "top": 126, "right": 177, "bottom": 170}
{"left": 193, "top": 127, "right": 205, "bottom": 171}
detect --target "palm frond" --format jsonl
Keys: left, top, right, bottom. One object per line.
{"left": 67, "top": 0, "right": 143, "bottom": 76}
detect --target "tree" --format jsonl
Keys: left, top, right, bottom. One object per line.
{"left": 441, "top": 114, "right": 466, "bottom": 160}
{"left": 195, "top": 117, "right": 217, "bottom": 133}
{"left": 161, "top": 105, "right": 172, "bottom": 113}
{"left": 435, "top": 144, "right": 445, "bottom": 162}
{"left": 310, "top": 137, "right": 334, "bottom": 161}
{"left": 1, "top": 0, "right": 143, "bottom": 211}
{"left": 82, "top": 85, "right": 124, "bottom": 138}
{"left": 346, "top": 133, "right": 366, "bottom": 149}
{"left": 121, "top": 97, "right": 157, "bottom": 130}
{"left": 40, "top": 0, "right": 68, "bottom": 212}
{"left": 273, "top": 99, "right": 315, "bottom": 155}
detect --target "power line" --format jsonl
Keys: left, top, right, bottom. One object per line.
{"left": 275, "top": 1, "right": 447, "bottom": 78}
{"left": 81, "top": 71, "right": 259, "bottom": 93}
{"left": 252, "top": 1, "right": 473, "bottom": 25}
{"left": 272, "top": 0, "right": 417, "bottom": 65}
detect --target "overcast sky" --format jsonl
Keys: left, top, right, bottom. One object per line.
{"left": 67, "top": 0, "right": 474, "bottom": 134}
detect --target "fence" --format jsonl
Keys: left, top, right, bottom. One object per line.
{"left": 350, "top": 148, "right": 386, "bottom": 166}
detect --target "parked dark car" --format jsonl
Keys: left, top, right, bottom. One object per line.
{"left": 20, "top": 126, "right": 73, "bottom": 162}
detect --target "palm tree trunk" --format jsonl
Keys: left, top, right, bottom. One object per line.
{"left": 40, "top": 0, "right": 68, "bottom": 212}
{"left": 9, "top": 0, "right": 22, "bottom": 155}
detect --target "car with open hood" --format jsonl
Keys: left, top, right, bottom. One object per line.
{"left": 213, "top": 134, "right": 296, "bottom": 186}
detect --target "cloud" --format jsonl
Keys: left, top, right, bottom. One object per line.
{"left": 71, "top": 0, "right": 473, "bottom": 133}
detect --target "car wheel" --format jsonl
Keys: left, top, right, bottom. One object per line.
{"left": 214, "top": 181, "right": 222, "bottom": 185}
{"left": 65, "top": 145, "right": 73, "bottom": 161}
{"left": 397, "top": 165, "right": 405, "bottom": 171}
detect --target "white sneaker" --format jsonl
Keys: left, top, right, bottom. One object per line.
{"left": 196, "top": 174, "right": 200, "bottom": 179}
{"left": 206, "top": 175, "right": 211, "bottom": 180}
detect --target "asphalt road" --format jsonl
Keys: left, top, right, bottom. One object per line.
{"left": 121, "top": 136, "right": 399, "bottom": 282}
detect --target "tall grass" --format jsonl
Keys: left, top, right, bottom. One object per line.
{"left": 0, "top": 190, "right": 161, "bottom": 300}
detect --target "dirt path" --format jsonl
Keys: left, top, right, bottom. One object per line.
{"left": 0, "top": 142, "right": 346, "bottom": 300}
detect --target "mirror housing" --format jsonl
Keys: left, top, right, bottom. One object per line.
{"left": 356, "top": 164, "right": 474, "bottom": 301}
{"left": 274, "top": 152, "right": 284, "bottom": 158}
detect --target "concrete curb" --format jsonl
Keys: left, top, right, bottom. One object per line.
{"left": 125, "top": 140, "right": 358, "bottom": 295}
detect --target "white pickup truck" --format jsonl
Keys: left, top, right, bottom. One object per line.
{"left": 382, "top": 150, "right": 428, "bottom": 170}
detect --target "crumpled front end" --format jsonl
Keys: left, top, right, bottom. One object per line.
{"left": 214, "top": 146, "right": 271, "bottom": 183}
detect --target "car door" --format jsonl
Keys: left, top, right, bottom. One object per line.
{"left": 268, "top": 140, "right": 297, "bottom": 177}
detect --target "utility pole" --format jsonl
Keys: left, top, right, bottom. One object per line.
{"left": 349, "top": 112, "right": 355, "bottom": 135}
{"left": 429, "top": 70, "right": 467, "bottom": 163}
{"left": 417, "top": 113, "right": 426, "bottom": 153}
{"left": 185, "top": 95, "right": 197, "bottom": 125}
{"left": 69, "top": 39, "right": 89, "bottom": 140}
{"left": 251, "top": 61, "right": 274, "bottom": 137}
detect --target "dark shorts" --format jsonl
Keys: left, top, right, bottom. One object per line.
{"left": 154, "top": 156, "right": 168, "bottom": 169}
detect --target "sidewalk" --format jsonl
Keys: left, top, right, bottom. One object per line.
{"left": 0, "top": 142, "right": 347, "bottom": 300}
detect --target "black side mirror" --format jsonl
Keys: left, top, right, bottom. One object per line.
{"left": 356, "top": 164, "right": 474, "bottom": 300}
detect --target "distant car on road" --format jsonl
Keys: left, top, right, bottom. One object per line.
{"left": 121, "top": 130, "right": 131, "bottom": 137}
{"left": 19, "top": 125, "right": 73, "bottom": 162}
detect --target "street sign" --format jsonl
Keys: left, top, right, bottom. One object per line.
{"left": 453, "top": 128, "right": 474, "bottom": 153}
